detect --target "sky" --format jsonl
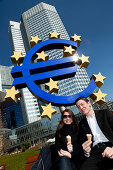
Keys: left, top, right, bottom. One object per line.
{"left": 0, "top": 0, "right": 113, "bottom": 101}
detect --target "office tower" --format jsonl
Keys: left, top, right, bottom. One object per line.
{"left": 21, "top": 2, "right": 90, "bottom": 111}
{"left": 0, "top": 65, "right": 13, "bottom": 128}
{"left": 0, "top": 65, "right": 24, "bottom": 129}
{"left": 0, "top": 65, "right": 13, "bottom": 91}
{"left": 9, "top": 2, "right": 90, "bottom": 125}
{"left": 9, "top": 21, "right": 41, "bottom": 124}
{"left": 1, "top": 101, "right": 24, "bottom": 129}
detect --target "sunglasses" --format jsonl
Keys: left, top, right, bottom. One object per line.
{"left": 63, "top": 115, "right": 72, "bottom": 118}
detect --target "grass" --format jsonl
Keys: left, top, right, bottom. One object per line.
{"left": 0, "top": 147, "right": 40, "bottom": 170}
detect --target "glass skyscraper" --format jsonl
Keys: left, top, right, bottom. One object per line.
{"left": 0, "top": 65, "right": 24, "bottom": 129}
{"left": 0, "top": 65, "right": 13, "bottom": 91}
{"left": 9, "top": 2, "right": 90, "bottom": 125}
{"left": 9, "top": 21, "right": 41, "bottom": 124}
{"left": 0, "top": 65, "right": 10, "bottom": 128}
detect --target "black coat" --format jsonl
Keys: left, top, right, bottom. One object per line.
{"left": 78, "top": 109, "right": 113, "bottom": 147}
{"left": 55, "top": 124, "right": 83, "bottom": 165}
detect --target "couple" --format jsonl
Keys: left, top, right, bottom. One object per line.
{"left": 55, "top": 97, "right": 113, "bottom": 170}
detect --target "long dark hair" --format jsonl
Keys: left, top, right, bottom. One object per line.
{"left": 57, "top": 109, "right": 79, "bottom": 132}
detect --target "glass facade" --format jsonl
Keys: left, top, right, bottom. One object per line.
{"left": 0, "top": 65, "right": 24, "bottom": 129}
{"left": 5, "top": 112, "right": 83, "bottom": 151}
{"left": 0, "top": 65, "right": 13, "bottom": 91}
{"left": 9, "top": 21, "right": 26, "bottom": 56}
{"left": 9, "top": 21, "right": 41, "bottom": 124}
{"left": 4, "top": 101, "right": 24, "bottom": 129}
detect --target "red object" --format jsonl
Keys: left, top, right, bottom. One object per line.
{"left": 0, "top": 164, "right": 5, "bottom": 170}
{"left": 25, "top": 163, "right": 34, "bottom": 170}
{"left": 25, "top": 153, "right": 40, "bottom": 170}
{"left": 112, "top": 111, "right": 113, "bottom": 114}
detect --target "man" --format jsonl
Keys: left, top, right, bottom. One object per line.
{"left": 76, "top": 97, "right": 113, "bottom": 170}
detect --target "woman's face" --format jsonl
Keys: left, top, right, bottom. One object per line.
{"left": 62, "top": 111, "right": 73, "bottom": 125}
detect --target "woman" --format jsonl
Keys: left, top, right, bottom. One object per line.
{"left": 55, "top": 109, "right": 80, "bottom": 170}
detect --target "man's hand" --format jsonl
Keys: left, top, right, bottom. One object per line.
{"left": 67, "top": 142, "right": 73, "bottom": 153}
{"left": 58, "top": 149, "right": 71, "bottom": 158}
{"left": 102, "top": 147, "right": 113, "bottom": 159}
{"left": 82, "top": 140, "right": 92, "bottom": 153}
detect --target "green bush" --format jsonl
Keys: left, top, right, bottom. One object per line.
{"left": 21, "top": 141, "right": 31, "bottom": 152}
{"left": 22, "top": 145, "right": 26, "bottom": 152}
{"left": 25, "top": 141, "right": 31, "bottom": 149}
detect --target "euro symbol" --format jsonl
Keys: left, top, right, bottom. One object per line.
{"left": 11, "top": 39, "right": 97, "bottom": 105}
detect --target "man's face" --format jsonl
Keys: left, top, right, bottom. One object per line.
{"left": 76, "top": 99, "right": 91, "bottom": 116}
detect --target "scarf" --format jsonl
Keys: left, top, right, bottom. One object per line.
{"left": 60, "top": 123, "right": 77, "bottom": 136}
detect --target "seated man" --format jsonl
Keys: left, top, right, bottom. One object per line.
{"left": 76, "top": 97, "right": 113, "bottom": 170}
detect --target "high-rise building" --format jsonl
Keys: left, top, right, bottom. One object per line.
{"left": 9, "top": 2, "right": 90, "bottom": 125}
{"left": 0, "top": 65, "right": 13, "bottom": 91}
{"left": 0, "top": 65, "right": 24, "bottom": 129}
{"left": 0, "top": 65, "right": 13, "bottom": 128}
{"left": 9, "top": 21, "right": 41, "bottom": 124}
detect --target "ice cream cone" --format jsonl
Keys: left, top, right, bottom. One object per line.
{"left": 66, "top": 135, "right": 71, "bottom": 143}
{"left": 86, "top": 134, "right": 92, "bottom": 141}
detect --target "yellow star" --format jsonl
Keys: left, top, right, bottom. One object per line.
{"left": 70, "top": 34, "right": 81, "bottom": 47}
{"left": 45, "top": 78, "right": 59, "bottom": 93}
{"left": 90, "top": 89, "right": 107, "bottom": 105}
{"left": 36, "top": 51, "right": 49, "bottom": 62}
{"left": 91, "top": 72, "right": 106, "bottom": 88}
{"left": 5, "top": 86, "right": 21, "bottom": 103}
{"left": 49, "top": 31, "right": 60, "bottom": 39}
{"left": 63, "top": 46, "right": 76, "bottom": 57}
{"left": 11, "top": 51, "right": 24, "bottom": 65}
{"left": 79, "top": 54, "right": 90, "bottom": 68}
{"left": 41, "top": 103, "right": 56, "bottom": 120}
{"left": 30, "top": 35, "right": 42, "bottom": 48}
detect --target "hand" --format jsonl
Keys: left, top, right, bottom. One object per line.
{"left": 67, "top": 142, "right": 73, "bottom": 153}
{"left": 102, "top": 147, "right": 113, "bottom": 159}
{"left": 82, "top": 140, "right": 92, "bottom": 153}
{"left": 58, "top": 149, "right": 71, "bottom": 158}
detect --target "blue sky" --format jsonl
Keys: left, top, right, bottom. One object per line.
{"left": 0, "top": 0, "right": 113, "bottom": 101}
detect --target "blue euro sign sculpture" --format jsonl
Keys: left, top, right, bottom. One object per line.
{"left": 11, "top": 39, "right": 97, "bottom": 105}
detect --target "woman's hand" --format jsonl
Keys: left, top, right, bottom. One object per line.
{"left": 67, "top": 142, "right": 73, "bottom": 153}
{"left": 58, "top": 149, "right": 71, "bottom": 158}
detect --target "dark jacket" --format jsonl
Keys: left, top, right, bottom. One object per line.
{"left": 79, "top": 109, "right": 113, "bottom": 148}
{"left": 30, "top": 144, "right": 58, "bottom": 170}
{"left": 55, "top": 123, "right": 83, "bottom": 166}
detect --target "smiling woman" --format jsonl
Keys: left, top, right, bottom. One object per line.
{"left": 55, "top": 109, "right": 82, "bottom": 170}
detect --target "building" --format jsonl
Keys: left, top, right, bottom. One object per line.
{"left": 0, "top": 65, "right": 13, "bottom": 128}
{"left": 107, "top": 100, "right": 113, "bottom": 111}
{"left": 0, "top": 65, "right": 24, "bottom": 129}
{"left": 9, "top": 21, "right": 41, "bottom": 124}
{"left": 9, "top": 2, "right": 90, "bottom": 125}
{"left": 1, "top": 101, "right": 24, "bottom": 129}
{"left": 0, "top": 65, "right": 13, "bottom": 91}
{"left": 4, "top": 112, "right": 84, "bottom": 152}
